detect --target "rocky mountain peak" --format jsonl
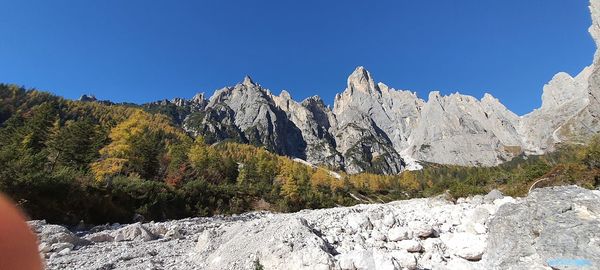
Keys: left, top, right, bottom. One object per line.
{"left": 588, "top": 0, "right": 600, "bottom": 113}
{"left": 480, "top": 93, "right": 509, "bottom": 110}
{"left": 427, "top": 91, "right": 442, "bottom": 101}
{"left": 191, "top": 93, "right": 206, "bottom": 103}
{"left": 301, "top": 95, "right": 325, "bottom": 107}
{"left": 552, "top": 0, "right": 600, "bottom": 145}
{"left": 590, "top": 0, "right": 600, "bottom": 60}
{"left": 279, "top": 90, "right": 292, "bottom": 100}
{"left": 170, "top": 97, "right": 186, "bottom": 107}
{"left": 154, "top": 0, "right": 600, "bottom": 174}
{"left": 79, "top": 94, "right": 97, "bottom": 102}
{"left": 242, "top": 75, "right": 256, "bottom": 87}
{"left": 541, "top": 69, "right": 589, "bottom": 110}
{"left": 347, "top": 66, "right": 380, "bottom": 94}
{"left": 481, "top": 93, "right": 496, "bottom": 102}
{"left": 377, "top": 82, "right": 391, "bottom": 93}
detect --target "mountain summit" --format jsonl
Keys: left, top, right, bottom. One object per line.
{"left": 141, "top": 3, "right": 600, "bottom": 175}
{"left": 346, "top": 66, "right": 380, "bottom": 94}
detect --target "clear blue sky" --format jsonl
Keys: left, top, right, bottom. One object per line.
{"left": 0, "top": 0, "right": 595, "bottom": 115}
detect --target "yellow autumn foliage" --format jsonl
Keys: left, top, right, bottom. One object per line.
{"left": 310, "top": 169, "right": 331, "bottom": 189}
{"left": 91, "top": 110, "right": 189, "bottom": 181}
{"left": 90, "top": 157, "right": 128, "bottom": 180}
{"left": 398, "top": 172, "right": 421, "bottom": 193}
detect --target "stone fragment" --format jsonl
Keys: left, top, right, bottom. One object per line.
{"left": 390, "top": 250, "right": 417, "bottom": 270}
{"left": 112, "top": 223, "right": 156, "bottom": 242}
{"left": 442, "top": 233, "right": 486, "bottom": 261}
{"left": 396, "top": 240, "right": 422, "bottom": 252}
{"left": 347, "top": 213, "right": 372, "bottom": 232}
{"left": 483, "top": 189, "right": 504, "bottom": 203}
{"left": 388, "top": 227, "right": 412, "bottom": 242}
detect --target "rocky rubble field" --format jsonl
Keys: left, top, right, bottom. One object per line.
{"left": 31, "top": 186, "right": 600, "bottom": 270}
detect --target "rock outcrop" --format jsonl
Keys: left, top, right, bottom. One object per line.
{"left": 78, "top": 94, "right": 97, "bottom": 102}
{"left": 550, "top": 1, "right": 600, "bottom": 145}
{"left": 332, "top": 67, "right": 419, "bottom": 173}
{"left": 185, "top": 76, "right": 307, "bottom": 158}
{"left": 483, "top": 186, "right": 600, "bottom": 269}
{"left": 272, "top": 92, "right": 343, "bottom": 169}
{"left": 407, "top": 92, "right": 522, "bottom": 166}
{"left": 34, "top": 186, "right": 600, "bottom": 269}
{"left": 142, "top": 1, "right": 600, "bottom": 173}
{"left": 520, "top": 68, "right": 592, "bottom": 153}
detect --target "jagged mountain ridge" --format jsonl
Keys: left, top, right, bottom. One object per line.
{"left": 141, "top": 3, "right": 600, "bottom": 175}
{"left": 151, "top": 64, "right": 595, "bottom": 174}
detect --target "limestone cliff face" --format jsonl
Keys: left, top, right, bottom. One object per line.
{"left": 332, "top": 67, "right": 418, "bottom": 173}
{"left": 184, "top": 76, "right": 306, "bottom": 158}
{"left": 519, "top": 69, "right": 591, "bottom": 153}
{"left": 170, "top": 58, "right": 595, "bottom": 172}
{"left": 404, "top": 92, "right": 519, "bottom": 166}
{"left": 553, "top": 0, "right": 600, "bottom": 142}
{"left": 272, "top": 91, "right": 343, "bottom": 170}
{"left": 334, "top": 67, "right": 423, "bottom": 153}
{"left": 149, "top": 0, "right": 600, "bottom": 174}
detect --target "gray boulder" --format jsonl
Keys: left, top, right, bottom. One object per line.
{"left": 112, "top": 223, "right": 156, "bottom": 242}
{"left": 483, "top": 189, "right": 504, "bottom": 204}
{"left": 483, "top": 186, "right": 600, "bottom": 269}
{"left": 32, "top": 224, "right": 87, "bottom": 247}
{"left": 84, "top": 232, "right": 114, "bottom": 243}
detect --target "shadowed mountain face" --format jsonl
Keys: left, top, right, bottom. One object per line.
{"left": 183, "top": 76, "right": 307, "bottom": 160}
{"left": 145, "top": 2, "right": 600, "bottom": 175}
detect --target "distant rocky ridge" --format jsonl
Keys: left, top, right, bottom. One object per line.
{"left": 135, "top": 2, "right": 600, "bottom": 174}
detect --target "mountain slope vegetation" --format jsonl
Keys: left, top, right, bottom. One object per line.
{"left": 0, "top": 84, "right": 599, "bottom": 225}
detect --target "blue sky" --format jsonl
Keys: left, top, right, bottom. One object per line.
{"left": 0, "top": 0, "right": 595, "bottom": 115}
